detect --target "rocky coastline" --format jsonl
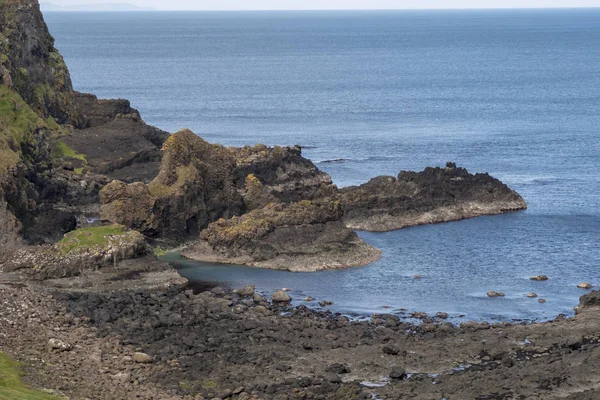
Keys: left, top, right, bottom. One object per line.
{"left": 2, "top": 275, "right": 600, "bottom": 399}
{"left": 6, "top": 1, "right": 597, "bottom": 400}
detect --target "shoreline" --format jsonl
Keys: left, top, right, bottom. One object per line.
{"left": 2, "top": 276, "right": 600, "bottom": 399}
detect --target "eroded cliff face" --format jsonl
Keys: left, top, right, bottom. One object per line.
{"left": 0, "top": 0, "right": 79, "bottom": 124}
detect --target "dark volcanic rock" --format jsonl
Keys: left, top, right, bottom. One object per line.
{"left": 181, "top": 199, "right": 381, "bottom": 271}
{"left": 63, "top": 93, "right": 170, "bottom": 183}
{"left": 233, "top": 144, "right": 336, "bottom": 204}
{"left": 0, "top": 0, "right": 80, "bottom": 124}
{"left": 340, "top": 162, "right": 527, "bottom": 232}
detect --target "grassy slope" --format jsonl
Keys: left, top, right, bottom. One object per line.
{"left": 0, "top": 353, "right": 61, "bottom": 400}
{"left": 0, "top": 85, "right": 43, "bottom": 171}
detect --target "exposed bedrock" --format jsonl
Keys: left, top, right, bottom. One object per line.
{"left": 233, "top": 144, "right": 336, "bottom": 203}
{"left": 180, "top": 199, "right": 381, "bottom": 272}
{"left": 340, "top": 162, "right": 527, "bottom": 232}
{"left": 100, "top": 129, "right": 244, "bottom": 240}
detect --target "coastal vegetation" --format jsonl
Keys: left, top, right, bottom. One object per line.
{"left": 0, "top": 352, "right": 61, "bottom": 400}
{"left": 56, "top": 224, "right": 129, "bottom": 255}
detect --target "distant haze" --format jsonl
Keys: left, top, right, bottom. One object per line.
{"left": 41, "top": 0, "right": 600, "bottom": 11}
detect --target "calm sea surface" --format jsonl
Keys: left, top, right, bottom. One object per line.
{"left": 45, "top": 9, "right": 600, "bottom": 322}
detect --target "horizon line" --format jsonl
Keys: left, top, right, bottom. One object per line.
{"left": 43, "top": 6, "right": 600, "bottom": 12}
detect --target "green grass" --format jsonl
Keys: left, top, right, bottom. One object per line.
{"left": 0, "top": 86, "right": 43, "bottom": 170}
{"left": 57, "top": 224, "right": 127, "bottom": 255}
{"left": 53, "top": 140, "right": 86, "bottom": 163}
{"left": 0, "top": 352, "right": 62, "bottom": 400}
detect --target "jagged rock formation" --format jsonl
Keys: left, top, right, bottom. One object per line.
{"left": 233, "top": 144, "right": 336, "bottom": 203}
{"left": 181, "top": 199, "right": 381, "bottom": 271}
{"left": 340, "top": 162, "right": 527, "bottom": 232}
{"left": 0, "top": 0, "right": 169, "bottom": 245}
{"left": 100, "top": 129, "right": 244, "bottom": 239}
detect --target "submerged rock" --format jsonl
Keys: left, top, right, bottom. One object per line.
{"left": 530, "top": 275, "right": 549, "bottom": 281}
{"left": 577, "top": 282, "right": 593, "bottom": 289}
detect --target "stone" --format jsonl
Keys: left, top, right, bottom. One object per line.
{"left": 272, "top": 290, "right": 291, "bottom": 303}
{"left": 326, "top": 363, "right": 350, "bottom": 374}
{"left": 526, "top": 293, "right": 538, "bottom": 298}
{"left": 303, "top": 296, "right": 315, "bottom": 302}
{"left": 530, "top": 275, "right": 549, "bottom": 281}
{"left": 382, "top": 343, "right": 402, "bottom": 355}
{"left": 319, "top": 301, "right": 333, "bottom": 307}
{"left": 133, "top": 352, "right": 153, "bottom": 363}
{"left": 538, "top": 299, "right": 546, "bottom": 304}
{"left": 487, "top": 291, "right": 505, "bottom": 297}
{"left": 390, "top": 366, "right": 407, "bottom": 380}
{"left": 414, "top": 274, "right": 422, "bottom": 279}
{"left": 435, "top": 312, "right": 449, "bottom": 319}
{"left": 235, "top": 285, "right": 255, "bottom": 297}
{"left": 47, "top": 338, "right": 72, "bottom": 352}
{"left": 578, "top": 282, "right": 593, "bottom": 289}
{"left": 325, "top": 372, "right": 341, "bottom": 383}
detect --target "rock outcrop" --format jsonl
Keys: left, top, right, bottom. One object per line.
{"left": 340, "top": 162, "right": 527, "bottom": 232}
{"left": 181, "top": 199, "right": 381, "bottom": 272}
{"left": 0, "top": 0, "right": 79, "bottom": 124}
{"left": 100, "top": 129, "right": 244, "bottom": 239}
{"left": 233, "top": 144, "right": 336, "bottom": 203}
{"left": 0, "top": 224, "right": 149, "bottom": 279}
{"left": 63, "top": 93, "right": 170, "bottom": 183}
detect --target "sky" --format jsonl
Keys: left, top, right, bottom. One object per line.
{"left": 44, "top": 0, "right": 600, "bottom": 11}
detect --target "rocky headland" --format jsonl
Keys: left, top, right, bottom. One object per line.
{"left": 340, "top": 162, "right": 527, "bottom": 232}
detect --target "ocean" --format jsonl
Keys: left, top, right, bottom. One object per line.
{"left": 45, "top": 9, "right": 600, "bottom": 321}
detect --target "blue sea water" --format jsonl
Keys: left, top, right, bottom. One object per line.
{"left": 45, "top": 9, "right": 600, "bottom": 322}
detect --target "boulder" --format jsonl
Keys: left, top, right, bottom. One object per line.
{"left": 272, "top": 290, "right": 291, "bottom": 303}
{"left": 47, "top": 338, "right": 72, "bottom": 352}
{"left": 234, "top": 285, "right": 256, "bottom": 297}
{"left": 390, "top": 366, "right": 407, "bottom": 380}
{"left": 133, "top": 352, "right": 153, "bottom": 364}
{"left": 382, "top": 343, "right": 402, "bottom": 355}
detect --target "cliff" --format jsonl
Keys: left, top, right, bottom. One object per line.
{"left": 341, "top": 162, "right": 527, "bottom": 231}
